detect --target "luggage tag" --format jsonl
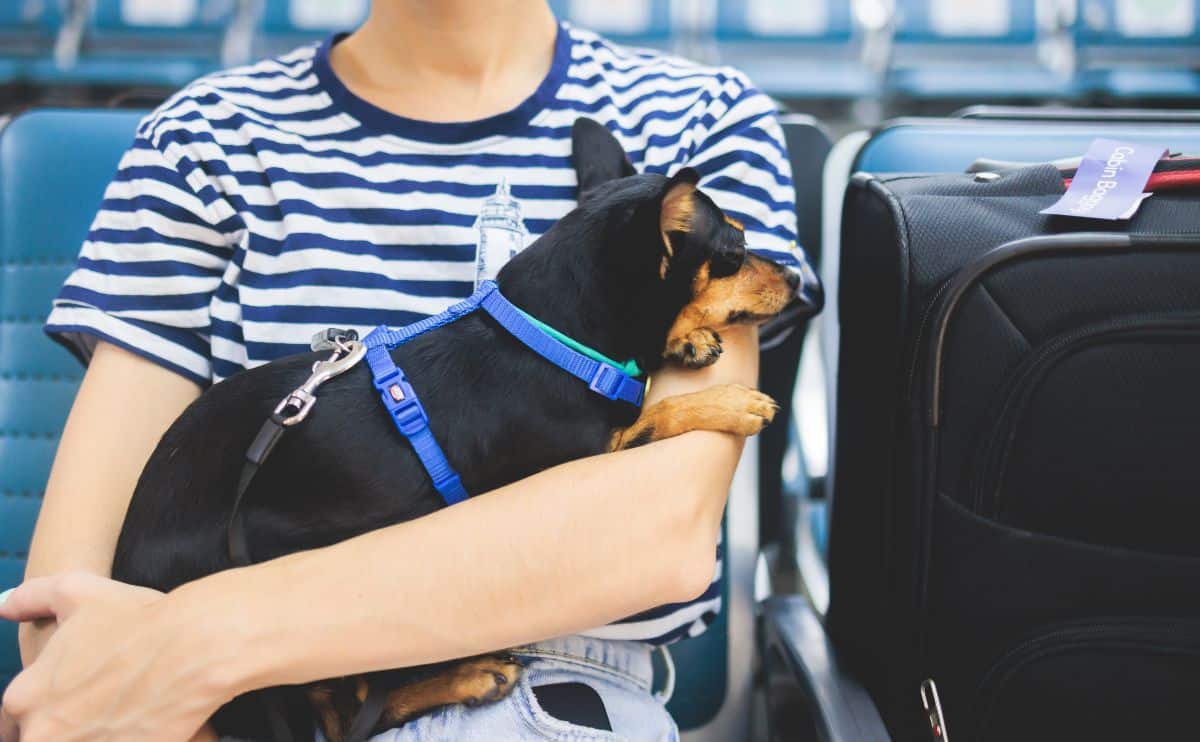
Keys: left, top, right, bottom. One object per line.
{"left": 1040, "top": 138, "right": 1167, "bottom": 221}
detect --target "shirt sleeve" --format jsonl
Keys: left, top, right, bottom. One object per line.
{"left": 686, "top": 69, "right": 808, "bottom": 272}
{"left": 44, "top": 120, "right": 239, "bottom": 387}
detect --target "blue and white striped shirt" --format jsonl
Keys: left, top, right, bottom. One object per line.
{"left": 46, "top": 23, "right": 800, "bottom": 644}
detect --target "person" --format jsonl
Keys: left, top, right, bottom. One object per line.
{"left": 0, "top": 1, "right": 803, "bottom": 739}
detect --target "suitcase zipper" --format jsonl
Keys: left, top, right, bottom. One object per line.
{"left": 920, "top": 677, "right": 950, "bottom": 741}
{"left": 972, "top": 618, "right": 1200, "bottom": 740}
{"left": 971, "top": 315, "right": 1200, "bottom": 516}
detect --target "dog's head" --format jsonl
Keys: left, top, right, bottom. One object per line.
{"left": 502, "top": 118, "right": 798, "bottom": 373}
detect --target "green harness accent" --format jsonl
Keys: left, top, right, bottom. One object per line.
{"left": 512, "top": 307, "right": 644, "bottom": 378}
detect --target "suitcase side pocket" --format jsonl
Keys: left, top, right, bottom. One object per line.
{"left": 968, "top": 317, "right": 1200, "bottom": 556}
{"left": 972, "top": 618, "right": 1200, "bottom": 742}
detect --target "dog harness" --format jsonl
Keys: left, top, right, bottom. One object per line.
{"left": 226, "top": 280, "right": 646, "bottom": 742}
{"left": 361, "top": 279, "right": 645, "bottom": 505}
{"left": 228, "top": 279, "right": 645, "bottom": 565}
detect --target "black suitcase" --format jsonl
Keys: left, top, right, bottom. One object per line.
{"left": 827, "top": 161, "right": 1200, "bottom": 741}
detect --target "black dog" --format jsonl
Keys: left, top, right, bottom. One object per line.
{"left": 111, "top": 119, "right": 803, "bottom": 741}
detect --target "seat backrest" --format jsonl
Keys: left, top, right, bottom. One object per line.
{"left": 758, "top": 116, "right": 831, "bottom": 562}
{"left": 90, "top": 0, "right": 233, "bottom": 32}
{"left": 855, "top": 117, "right": 1200, "bottom": 173}
{"left": 259, "top": 0, "right": 369, "bottom": 35}
{"left": 548, "top": 0, "right": 672, "bottom": 46}
{"left": 0, "top": 0, "right": 61, "bottom": 49}
{"left": 0, "top": 108, "right": 146, "bottom": 691}
{"left": 0, "top": 0, "right": 58, "bottom": 28}
{"left": 894, "top": 0, "right": 1039, "bottom": 43}
{"left": 1078, "top": 0, "right": 1200, "bottom": 44}
{"left": 715, "top": 0, "right": 855, "bottom": 42}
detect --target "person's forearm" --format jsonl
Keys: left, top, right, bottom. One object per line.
{"left": 169, "top": 429, "right": 741, "bottom": 700}
{"left": 19, "top": 342, "right": 200, "bottom": 661}
{"left": 162, "top": 326, "right": 762, "bottom": 705}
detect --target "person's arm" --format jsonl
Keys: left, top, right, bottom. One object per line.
{"left": 2, "top": 326, "right": 757, "bottom": 741}
{"left": 18, "top": 341, "right": 201, "bottom": 662}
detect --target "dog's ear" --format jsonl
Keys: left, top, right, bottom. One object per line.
{"left": 660, "top": 168, "right": 700, "bottom": 239}
{"left": 657, "top": 168, "right": 701, "bottom": 277}
{"left": 572, "top": 118, "right": 636, "bottom": 199}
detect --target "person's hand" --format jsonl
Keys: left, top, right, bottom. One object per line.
{"left": 0, "top": 573, "right": 222, "bottom": 742}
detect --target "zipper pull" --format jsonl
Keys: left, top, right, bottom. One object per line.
{"left": 920, "top": 678, "right": 950, "bottom": 741}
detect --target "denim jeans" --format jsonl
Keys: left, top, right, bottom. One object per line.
{"left": 347, "top": 635, "right": 680, "bottom": 741}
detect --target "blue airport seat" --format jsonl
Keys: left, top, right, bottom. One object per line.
{"left": 548, "top": 0, "right": 672, "bottom": 51}
{"left": 714, "top": 0, "right": 880, "bottom": 99}
{"left": 29, "top": 0, "right": 236, "bottom": 88}
{"left": 0, "top": 108, "right": 146, "bottom": 691}
{"left": 253, "top": 0, "right": 369, "bottom": 59}
{"left": 0, "top": 0, "right": 62, "bottom": 84}
{"left": 1077, "top": 0, "right": 1200, "bottom": 98}
{"left": 856, "top": 117, "right": 1200, "bottom": 172}
{"left": 888, "top": 0, "right": 1078, "bottom": 99}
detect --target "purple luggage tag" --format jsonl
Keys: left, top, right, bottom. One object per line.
{"left": 1040, "top": 138, "right": 1167, "bottom": 220}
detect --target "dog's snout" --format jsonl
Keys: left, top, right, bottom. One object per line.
{"left": 785, "top": 267, "right": 800, "bottom": 292}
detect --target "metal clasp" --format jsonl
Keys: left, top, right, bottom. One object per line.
{"left": 274, "top": 339, "right": 366, "bottom": 426}
{"left": 920, "top": 678, "right": 950, "bottom": 741}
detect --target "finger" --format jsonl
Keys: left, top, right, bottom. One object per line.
{"left": 0, "top": 707, "right": 17, "bottom": 742}
{"left": 1, "top": 669, "right": 34, "bottom": 720}
{"left": 0, "top": 578, "right": 59, "bottom": 623}
{"left": 0, "top": 573, "right": 112, "bottom": 623}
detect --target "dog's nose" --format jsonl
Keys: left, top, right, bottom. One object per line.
{"left": 791, "top": 262, "right": 824, "bottom": 318}
{"left": 785, "top": 267, "right": 801, "bottom": 291}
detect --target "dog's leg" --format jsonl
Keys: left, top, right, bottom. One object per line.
{"left": 310, "top": 656, "right": 522, "bottom": 739}
{"left": 609, "top": 383, "right": 778, "bottom": 450}
{"left": 373, "top": 656, "right": 523, "bottom": 734}
{"left": 664, "top": 326, "right": 724, "bottom": 368}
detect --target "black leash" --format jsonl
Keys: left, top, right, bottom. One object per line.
{"left": 223, "top": 333, "right": 387, "bottom": 742}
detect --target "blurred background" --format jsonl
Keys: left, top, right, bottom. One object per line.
{"left": 0, "top": 0, "right": 1197, "bottom": 128}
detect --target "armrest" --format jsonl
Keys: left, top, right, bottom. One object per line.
{"left": 761, "top": 595, "right": 890, "bottom": 742}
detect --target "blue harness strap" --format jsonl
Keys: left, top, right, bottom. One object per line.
{"left": 362, "top": 280, "right": 644, "bottom": 505}
{"left": 363, "top": 341, "right": 470, "bottom": 505}
{"left": 479, "top": 288, "right": 645, "bottom": 406}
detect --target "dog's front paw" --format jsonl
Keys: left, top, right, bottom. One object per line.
{"left": 453, "top": 655, "right": 524, "bottom": 707}
{"left": 718, "top": 384, "right": 779, "bottom": 435}
{"left": 665, "top": 328, "right": 723, "bottom": 368}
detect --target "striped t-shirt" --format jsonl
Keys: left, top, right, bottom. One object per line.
{"left": 46, "top": 23, "right": 802, "bottom": 644}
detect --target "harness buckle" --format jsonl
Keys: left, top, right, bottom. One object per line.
{"left": 392, "top": 398, "right": 430, "bottom": 436}
{"left": 378, "top": 375, "right": 430, "bottom": 436}
{"left": 588, "top": 364, "right": 625, "bottom": 401}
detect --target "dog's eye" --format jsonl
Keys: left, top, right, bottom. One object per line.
{"left": 710, "top": 236, "right": 746, "bottom": 278}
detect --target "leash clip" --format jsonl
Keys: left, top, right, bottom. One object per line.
{"left": 274, "top": 339, "right": 367, "bottom": 426}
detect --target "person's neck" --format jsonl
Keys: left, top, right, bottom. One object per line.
{"left": 328, "top": 0, "right": 559, "bottom": 123}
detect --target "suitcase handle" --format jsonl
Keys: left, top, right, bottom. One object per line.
{"left": 928, "top": 232, "right": 1200, "bottom": 427}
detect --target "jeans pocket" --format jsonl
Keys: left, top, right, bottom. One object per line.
{"left": 517, "top": 674, "right": 626, "bottom": 741}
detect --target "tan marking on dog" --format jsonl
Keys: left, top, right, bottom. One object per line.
{"left": 310, "top": 657, "right": 522, "bottom": 740}
{"left": 724, "top": 215, "right": 744, "bottom": 231}
{"left": 307, "top": 685, "right": 345, "bottom": 742}
{"left": 658, "top": 180, "right": 696, "bottom": 260}
{"left": 378, "top": 656, "right": 523, "bottom": 728}
{"left": 610, "top": 384, "right": 778, "bottom": 450}
{"left": 664, "top": 254, "right": 792, "bottom": 367}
